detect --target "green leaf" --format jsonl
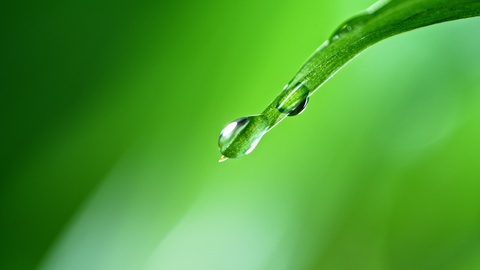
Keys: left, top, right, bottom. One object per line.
{"left": 218, "top": 0, "right": 480, "bottom": 161}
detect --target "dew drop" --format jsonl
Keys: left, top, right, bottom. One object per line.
{"left": 330, "top": 13, "right": 371, "bottom": 42}
{"left": 276, "top": 82, "right": 310, "bottom": 115}
{"left": 288, "top": 97, "right": 309, "bottom": 116}
{"left": 218, "top": 114, "right": 269, "bottom": 159}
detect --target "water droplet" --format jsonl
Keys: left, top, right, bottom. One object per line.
{"left": 276, "top": 82, "right": 310, "bottom": 115}
{"left": 288, "top": 97, "right": 309, "bottom": 116}
{"left": 218, "top": 115, "right": 269, "bottom": 159}
{"left": 330, "top": 13, "right": 371, "bottom": 42}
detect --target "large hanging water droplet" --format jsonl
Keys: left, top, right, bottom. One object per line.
{"left": 276, "top": 82, "right": 310, "bottom": 115}
{"left": 218, "top": 114, "right": 269, "bottom": 159}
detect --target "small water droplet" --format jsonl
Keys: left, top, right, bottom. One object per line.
{"left": 276, "top": 82, "right": 310, "bottom": 115}
{"left": 329, "top": 13, "right": 371, "bottom": 42}
{"left": 218, "top": 115, "right": 269, "bottom": 159}
{"left": 288, "top": 97, "right": 309, "bottom": 116}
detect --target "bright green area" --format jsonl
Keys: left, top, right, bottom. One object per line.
{"left": 1, "top": 0, "right": 479, "bottom": 269}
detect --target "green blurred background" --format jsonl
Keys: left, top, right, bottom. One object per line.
{"left": 1, "top": 0, "right": 480, "bottom": 269}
